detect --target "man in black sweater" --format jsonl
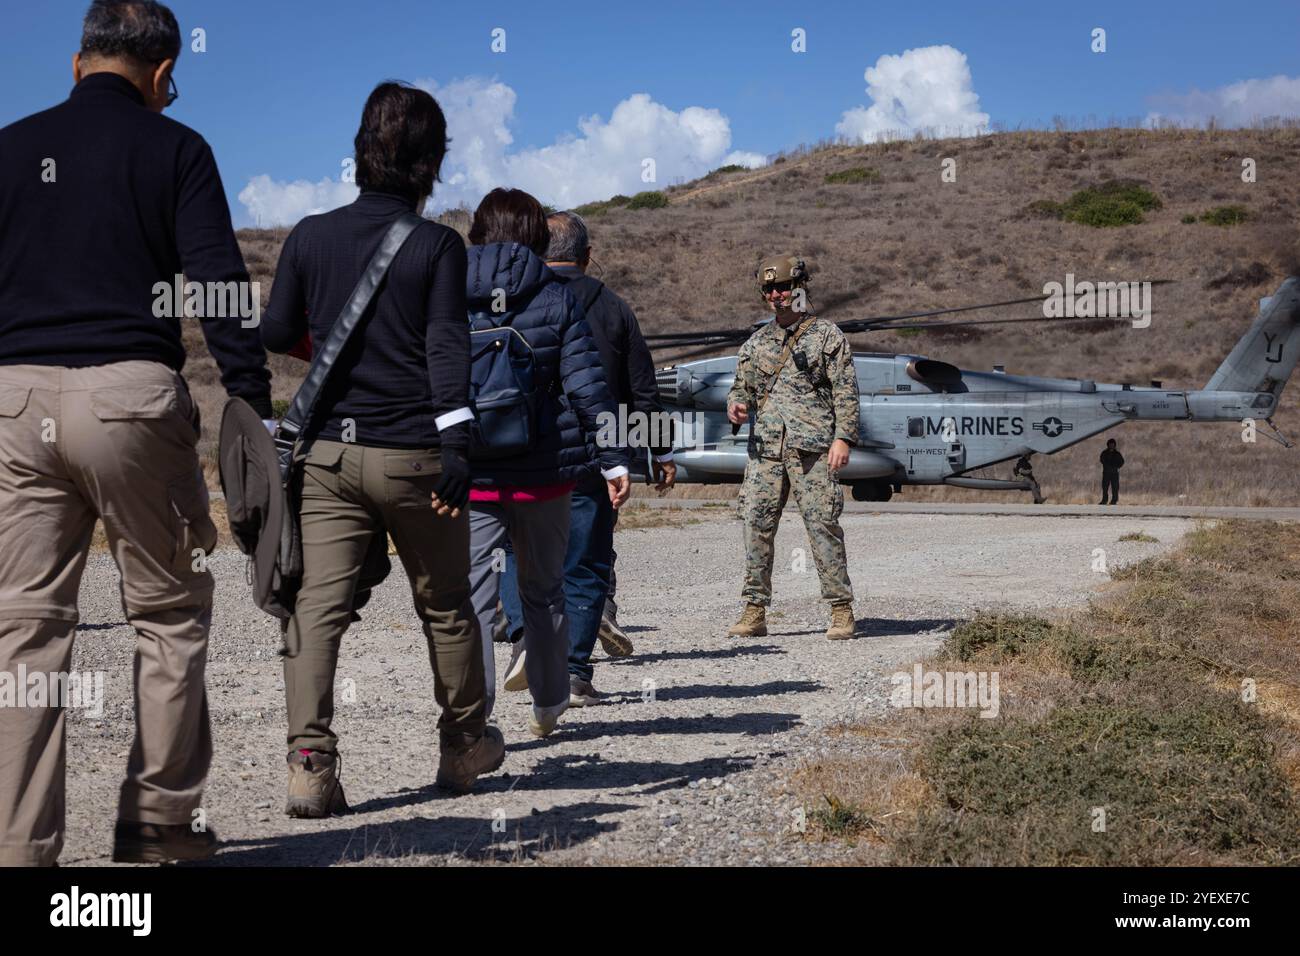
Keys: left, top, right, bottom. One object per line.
{"left": 0, "top": 0, "right": 272, "bottom": 867}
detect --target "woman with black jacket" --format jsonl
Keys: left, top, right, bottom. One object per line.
{"left": 260, "top": 83, "right": 501, "bottom": 816}
{"left": 463, "top": 189, "right": 630, "bottom": 738}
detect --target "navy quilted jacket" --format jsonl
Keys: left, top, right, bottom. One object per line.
{"left": 466, "top": 242, "right": 626, "bottom": 487}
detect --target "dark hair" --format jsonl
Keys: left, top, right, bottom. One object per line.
{"left": 468, "top": 188, "right": 550, "bottom": 256}
{"left": 353, "top": 82, "right": 449, "bottom": 203}
{"left": 80, "top": 0, "right": 181, "bottom": 64}
{"left": 1106, "top": 439, "right": 1117, "bottom": 445}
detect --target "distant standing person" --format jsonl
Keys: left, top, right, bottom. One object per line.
{"left": 1100, "top": 439, "right": 1124, "bottom": 505}
{"left": 0, "top": 0, "right": 273, "bottom": 865}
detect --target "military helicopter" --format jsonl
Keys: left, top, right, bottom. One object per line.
{"left": 635, "top": 276, "right": 1300, "bottom": 502}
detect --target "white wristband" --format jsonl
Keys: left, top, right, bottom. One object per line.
{"left": 601, "top": 465, "right": 629, "bottom": 480}
{"left": 435, "top": 406, "right": 474, "bottom": 430}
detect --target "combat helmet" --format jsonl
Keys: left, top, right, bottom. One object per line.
{"left": 755, "top": 254, "right": 809, "bottom": 302}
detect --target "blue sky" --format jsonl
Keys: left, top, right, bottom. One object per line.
{"left": 4, "top": 0, "right": 1299, "bottom": 226}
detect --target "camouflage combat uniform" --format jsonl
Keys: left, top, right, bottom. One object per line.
{"left": 727, "top": 315, "right": 860, "bottom": 606}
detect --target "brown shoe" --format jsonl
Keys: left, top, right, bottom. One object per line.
{"left": 111, "top": 820, "right": 218, "bottom": 863}
{"left": 285, "top": 750, "right": 348, "bottom": 818}
{"left": 597, "top": 612, "right": 634, "bottom": 657}
{"left": 436, "top": 726, "right": 506, "bottom": 794}
{"left": 727, "top": 603, "right": 767, "bottom": 637}
{"left": 826, "top": 602, "right": 856, "bottom": 640}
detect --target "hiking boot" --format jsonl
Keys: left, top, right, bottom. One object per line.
{"left": 111, "top": 820, "right": 218, "bottom": 864}
{"left": 727, "top": 603, "right": 767, "bottom": 637}
{"left": 597, "top": 611, "right": 634, "bottom": 657}
{"left": 436, "top": 726, "right": 506, "bottom": 794}
{"left": 826, "top": 602, "right": 856, "bottom": 641}
{"left": 284, "top": 749, "right": 348, "bottom": 818}
{"left": 529, "top": 700, "right": 568, "bottom": 738}
{"left": 569, "top": 675, "right": 605, "bottom": 707}
{"left": 503, "top": 639, "right": 528, "bottom": 691}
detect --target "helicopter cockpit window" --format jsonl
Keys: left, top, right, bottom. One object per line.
{"left": 907, "top": 417, "right": 925, "bottom": 438}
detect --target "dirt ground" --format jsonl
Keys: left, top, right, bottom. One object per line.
{"left": 56, "top": 509, "right": 1195, "bottom": 866}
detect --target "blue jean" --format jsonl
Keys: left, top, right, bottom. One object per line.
{"left": 501, "top": 483, "right": 614, "bottom": 681}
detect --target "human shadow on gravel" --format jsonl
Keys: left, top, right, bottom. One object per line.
{"left": 606, "top": 643, "right": 786, "bottom": 666}
{"left": 506, "top": 710, "right": 804, "bottom": 754}
{"left": 201, "top": 798, "right": 638, "bottom": 865}
{"left": 768, "top": 616, "right": 957, "bottom": 639}
{"left": 600, "top": 680, "right": 824, "bottom": 703}
{"left": 512, "top": 751, "right": 766, "bottom": 796}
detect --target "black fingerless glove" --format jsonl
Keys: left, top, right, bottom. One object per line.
{"left": 432, "top": 445, "right": 471, "bottom": 512}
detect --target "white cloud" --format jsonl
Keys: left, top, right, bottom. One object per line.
{"left": 237, "top": 79, "right": 766, "bottom": 226}
{"left": 1146, "top": 74, "right": 1300, "bottom": 127}
{"left": 237, "top": 175, "right": 357, "bottom": 228}
{"left": 722, "top": 150, "right": 768, "bottom": 169}
{"left": 420, "top": 80, "right": 764, "bottom": 211}
{"left": 836, "top": 44, "right": 989, "bottom": 143}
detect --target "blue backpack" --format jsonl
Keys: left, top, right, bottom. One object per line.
{"left": 467, "top": 310, "right": 538, "bottom": 460}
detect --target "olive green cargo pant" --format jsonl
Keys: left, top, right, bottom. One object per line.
{"left": 284, "top": 440, "right": 485, "bottom": 754}
{"left": 0, "top": 361, "right": 217, "bottom": 867}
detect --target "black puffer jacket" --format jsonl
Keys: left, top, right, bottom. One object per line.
{"left": 466, "top": 242, "right": 626, "bottom": 487}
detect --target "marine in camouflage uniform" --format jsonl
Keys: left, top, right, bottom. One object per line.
{"left": 725, "top": 255, "right": 860, "bottom": 640}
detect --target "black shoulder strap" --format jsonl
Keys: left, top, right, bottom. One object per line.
{"left": 275, "top": 212, "right": 423, "bottom": 480}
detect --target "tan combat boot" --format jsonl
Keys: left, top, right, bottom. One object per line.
{"left": 285, "top": 750, "right": 348, "bottom": 818}
{"left": 727, "top": 603, "right": 768, "bottom": 637}
{"left": 436, "top": 726, "right": 506, "bottom": 794}
{"left": 826, "top": 603, "right": 856, "bottom": 641}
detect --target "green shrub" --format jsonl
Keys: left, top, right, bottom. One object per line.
{"left": 1180, "top": 213, "right": 1197, "bottom": 224}
{"left": 898, "top": 698, "right": 1300, "bottom": 865}
{"left": 824, "top": 166, "right": 881, "bottom": 185}
{"left": 625, "top": 190, "right": 669, "bottom": 210}
{"left": 1201, "top": 205, "right": 1249, "bottom": 226}
{"left": 271, "top": 398, "right": 291, "bottom": 418}
{"left": 712, "top": 164, "right": 746, "bottom": 175}
{"left": 1030, "top": 181, "right": 1163, "bottom": 227}
{"left": 808, "top": 795, "right": 874, "bottom": 838}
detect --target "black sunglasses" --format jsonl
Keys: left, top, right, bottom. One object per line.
{"left": 761, "top": 281, "right": 795, "bottom": 295}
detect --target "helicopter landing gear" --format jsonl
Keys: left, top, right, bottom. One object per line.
{"left": 851, "top": 480, "right": 893, "bottom": 503}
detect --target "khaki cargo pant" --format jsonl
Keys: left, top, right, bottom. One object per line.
{"left": 0, "top": 361, "right": 217, "bottom": 867}
{"left": 284, "top": 440, "right": 485, "bottom": 754}
{"left": 740, "top": 446, "right": 853, "bottom": 606}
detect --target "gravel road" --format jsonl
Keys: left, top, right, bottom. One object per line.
{"left": 56, "top": 510, "right": 1195, "bottom": 866}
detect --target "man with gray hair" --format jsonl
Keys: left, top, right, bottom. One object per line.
{"left": 498, "top": 211, "right": 673, "bottom": 704}
{"left": 0, "top": 0, "right": 272, "bottom": 865}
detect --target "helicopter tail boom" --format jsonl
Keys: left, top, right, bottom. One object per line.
{"left": 1203, "top": 278, "right": 1300, "bottom": 399}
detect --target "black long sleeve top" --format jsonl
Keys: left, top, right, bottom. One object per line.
{"left": 0, "top": 72, "right": 272, "bottom": 416}
{"left": 260, "top": 190, "right": 471, "bottom": 450}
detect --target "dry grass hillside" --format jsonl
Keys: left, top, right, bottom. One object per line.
{"left": 207, "top": 126, "right": 1300, "bottom": 505}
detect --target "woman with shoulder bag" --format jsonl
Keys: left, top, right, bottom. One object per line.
{"left": 260, "top": 83, "right": 501, "bottom": 816}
